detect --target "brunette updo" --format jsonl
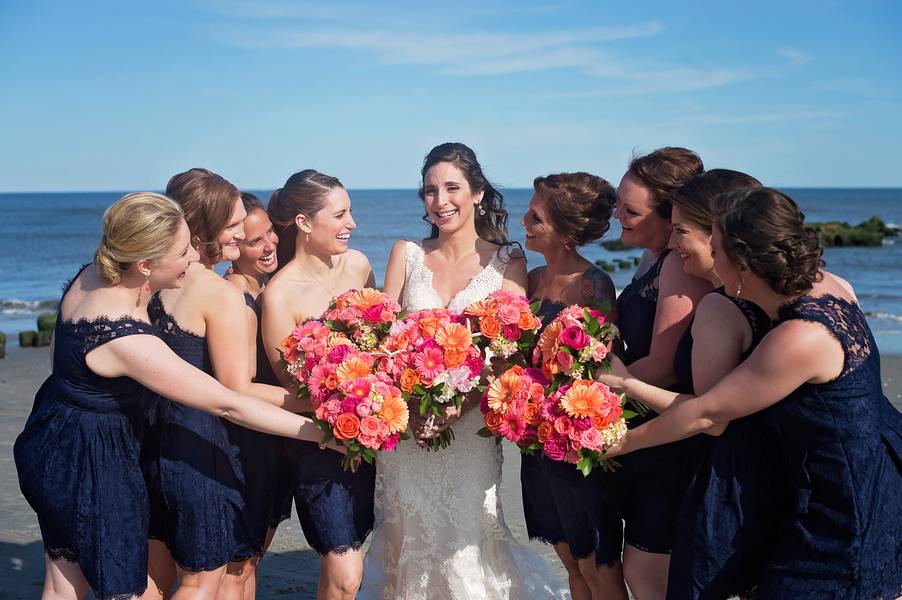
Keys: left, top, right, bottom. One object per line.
{"left": 240, "top": 191, "right": 264, "bottom": 213}
{"left": 419, "top": 142, "right": 509, "bottom": 245}
{"left": 533, "top": 172, "right": 616, "bottom": 247}
{"left": 627, "top": 147, "right": 704, "bottom": 220}
{"left": 714, "top": 187, "right": 824, "bottom": 296}
{"left": 673, "top": 169, "right": 762, "bottom": 233}
{"left": 268, "top": 169, "right": 344, "bottom": 269}
{"left": 165, "top": 168, "right": 240, "bottom": 263}
{"left": 94, "top": 192, "right": 184, "bottom": 284}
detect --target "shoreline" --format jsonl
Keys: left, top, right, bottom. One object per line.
{"left": 2, "top": 347, "right": 901, "bottom": 598}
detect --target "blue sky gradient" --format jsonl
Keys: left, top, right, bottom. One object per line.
{"left": 1, "top": 0, "right": 900, "bottom": 191}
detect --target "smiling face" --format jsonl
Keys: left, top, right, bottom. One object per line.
{"left": 520, "top": 192, "right": 560, "bottom": 253}
{"left": 613, "top": 173, "right": 671, "bottom": 252}
{"left": 149, "top": 219, "right": 200, "bottom": 291}
{"left": 669, "top": 204, "right": 714, "bottom": 280}
{"left": 305, "top": 187, "right": 356, "bottom": 255}
{"left": 422, "top": 161, "right": 483, "bottom": 235}
{"left": 712, "top": 226, "right": 743, "bottom": 296}
{"left": 214, "top": 195, "right": 247, "bottom": 263}
{"left": 235, "top": 208, "right": 279, "bottom": 276}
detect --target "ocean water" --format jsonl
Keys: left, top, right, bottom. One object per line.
{"left": 1, "top": 188, "right": 901, "bottom": 353}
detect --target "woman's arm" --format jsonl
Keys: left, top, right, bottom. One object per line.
{"left": 500, "top": 248, "right": 528, "bottom": 296}
{"left": 625, "top": 252, "right": 711, "bottom": 388}
{"left": 224, "top": 274, "right": 258, "bottom": 379}
{"left": 260, "top": 283, "right": 309, "bottom": 405}
{"left": 606, "top": 321, "right": 843, "bottom": 456}
{"left": 382, "top": 240, "right": 408, "bottom": 302}
{"left": 86, "top": 335, "right": 340, "bottom": 450}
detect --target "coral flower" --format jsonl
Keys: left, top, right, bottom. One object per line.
{"left": 414, "top": 347, "right": 444, "bottom": 381}
{"left": 324, "top": 373, "right": 339, "bottom": 391}
{"left": 486, "top": 370, "right": 521, "bottom": 413}
{"left": 443, "top": 348, "right": 467, "bottom": 368}
{"left": 499, "top": 412, "right": 527, "bottom": 442}
{"left": 378, "top": 393, "right": 409, "bottom": 433}
{"left": 464, "top": 298, "right": 497, "bottom": 318}
{"left": 484, "top": 411, "right": 504, "bottom": 432}
{"left": 538, "top": 320, "right": 564, "bottom": 360}
{"left": 336, "top": 356, "right": 372, "bottom": 382}
{"left": 435, "top": 322, "right": 472, "bottom": 352}
{"left": 347, "top": 378, "right": 372, "bottom": 400}
{"left": 561, "top": 381, "right": 605, "bottom": 418}
{"left": 537, "top": 421, "right": 554, "bottom": 443}
{"left": 418, "top": 316, "right": 440, "bottom": 338}
{"left": 333, "top": 413, "right": 361, "bottom": 441}
{"left": 346, "top": 287, "right": 387, "bottom": 310}
{"left": 518, "top": 311, "right": 539, "bottom": 331}
{"left": 523, "top": 402, "right": 541, "bottom": 426}
{"left": 479, "top": 316, "right": 502, "bottom": 339}
{"left": 399, "top": 368, "right": 420, "bottom": 393}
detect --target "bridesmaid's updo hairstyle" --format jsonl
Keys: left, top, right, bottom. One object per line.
{"left": 94, "top": 192, "right": 184, "bottom": 284}
{"left": 240, "top": 191, "right": 264, "bottom": 213}
{"left": 165, "top": 168, "right": 240, "bottom": 263}
{"left": 268, "top": 169, "right": 344, "bottom": 269}
{"left": 715, "top": 187, "right": 824, "bottom": 296}
{"left": 419, "top": 142, "right": 509, "bottom": 245}
{"left": 628, "top": 147, "right": 704, "bottom": 220}
{"left": 673, "top": 169, "right": 762, "bottom": 233}
{"left": 533, "top": 172, "right": 617, "bottom": 247}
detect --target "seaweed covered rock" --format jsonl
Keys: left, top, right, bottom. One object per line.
{"left": 809, "top": 216, "right": 898, "bottom": 247}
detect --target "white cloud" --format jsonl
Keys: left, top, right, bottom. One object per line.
{"left": 777, "top": 47, "right": 813, "bottom": 65}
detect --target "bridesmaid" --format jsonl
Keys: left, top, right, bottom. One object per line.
{"left": 612, "top": 147, "right": 711, "bottom": 599}
{"left": 13, "top": 193, "right": 338, "bottom": 600}
{"left": 604, "top": 170, "right": 776, "bottom": 598}
{"left": 600, "top": 187, "right": 902, "bottom": 599}
{"left": 149, "top": 169, "right": 302, "bottom": 599}
{"left": 224, "top": 191, "right": 291, "bottom": 597}
{"left": 261, "top": 170, "right": 376, "bottom": 600}
{"left": 519, "top": 172, "right": 627, "bottom": 600}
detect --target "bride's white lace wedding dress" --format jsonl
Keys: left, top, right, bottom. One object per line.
{"left": 359, "top": 241, "right": 568, "bottom": 600}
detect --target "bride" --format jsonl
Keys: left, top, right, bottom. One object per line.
{"left": 360, "top": 143, "right": 568, "bottom": 599}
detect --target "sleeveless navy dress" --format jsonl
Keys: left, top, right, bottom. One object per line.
{"left": 228, "top": 291, "right": 292, "bottom": 544}
{"left": 148, "top": 294, "right": 256, "bottom": 570}
{"left": 615, "top": 248, "right": 697, "bottom": 554}
{"left": 14, "top": 266, "right": 156, "bottom": 599}
{"left": 757, "top": 295, "right": 902, "bottom": 599}
{"left": 667, "top": 290, "right": 778, "bottom": 600}
{"left": 520, "top": 298, "right": 624, "bottom": 566}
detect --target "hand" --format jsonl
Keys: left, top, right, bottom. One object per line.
{"left": 321, "top": 438, "right": 347, "bottom": 455}
{"left": 603, "top": 434, "right": 628, "bottom": 458}
{"left": 596, "top": 355, "right": 631, "bottom": 390}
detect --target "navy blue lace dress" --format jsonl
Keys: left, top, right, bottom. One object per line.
{"left": 14, "top": 267, "right": 157, "bottom": 599}
{"left": 757, "top": 294, "right": 902, "bottom": 599}
{"left": 520, "top": 298, "right": 624, "bottom": 566}
{"left": 148, "top": 294, "right": 256, "bottom": 570}
{"left": 667, "top": 290, "right": 778, "bottom": 600}
{"left": 615, "top": 248, "right": 697, "bottom": 553}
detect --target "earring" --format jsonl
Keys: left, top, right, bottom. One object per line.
{"left": 144, "top": 277, "right": 151, "bottom": 293}
{"left": 305, "top": 231, "right": 311, "bottom": 243}
{"left": 478, "top": 203, "right": 486, "bottom": 216}
{"left": 736, "top": 280, "right": 743, "bottom": 297}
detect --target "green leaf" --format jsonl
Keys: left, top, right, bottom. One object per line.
{"left": 576, "top": 457, "right": 593, "bottom": 477}
{"left": 529, "top": 300, "right": 543, "bottom": 314}
{"left": 413, "top": 384, "right": 428, "bottom": 395}
{"left": 418, "top": 397, "right": 430, "bottom": 416}
{"left": 477, "top": 427, "right": 495, "bottom": 438}
{"left": 362, "top": 453, "right": 374, "bottom": 464}
{"left": 432, "top": 405, "right": 442, "bottom": 417}
{"left": 622, "top": 410, "right": 638, "bottom": 420}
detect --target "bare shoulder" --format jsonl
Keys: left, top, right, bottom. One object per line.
{"left": 692, "top": 293, "right": 747, "bottom": 335}
{"left": 660, "top": 251, "right": 711, "bottom": 295}
{"left": 224, "top": 273, "right": 250, "bottom": 292}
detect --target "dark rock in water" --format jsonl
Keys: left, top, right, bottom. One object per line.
{"left": 809, "top": 216, "right": 898, "bottom": 247}
{"left": 601, "top": 239, "right": 634, "bottom": 251}
{"left": 0, "top": 331, "right": 5, "bottom": 359}
{"left": 19, "top": 331, "right": 36, "bottom": 347}
{"left": 36, "top": 331, "right": 53, "bottom": 347}
{"left": 595, "top": 259, "right": 615, "bottom": 273}
{"left": 37, "top": 312, "right": 57, "bottom": 332}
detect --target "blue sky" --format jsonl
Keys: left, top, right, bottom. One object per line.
{"left": 1, "top": 0, "right": 900, "bottom": 191}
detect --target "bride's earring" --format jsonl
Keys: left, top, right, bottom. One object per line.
{"left": 477, "top": 202, "right": 486, "bottom": 216}
{"left": 736, "top": 279, "right": 743, "bottom": 297}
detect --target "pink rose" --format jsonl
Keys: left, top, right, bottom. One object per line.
{"left": 341, "top": 397, "right": 359, "bottom": 414}
{"left": 559, "top": 325, "right": 590, "bottom": 351}
{"left": 360, "top": 415, "right": 382, "bottom": 437}
{"left": 593, "top": 344, "right": 608, "bottom": 362}
{"left": 381, "top": 432, "right": 399, "bottom": 451}
{"left": 556, "top": 349, "right": 574, "bottom": 372}
{"left": 543, "top": 434, "right": 568, "bottom": 461}
{"left": 358, "top": 433, "right": 381, "bottom": 449}
{"left": 314, "top": 404, "right": 329, "bottom": 421}
{"left": 325, "top": 398, "right": 342, "bottom": 415}
{"left": 580, "top": 427, "right": 603, "bottom": 451}
{"left": 356, "top": 402, "right": 373, "bottom": 417}
{"left": 380, "top": 309, "right": 395, "bottom": 323}
{"left": 498, "top": 304, "right": 520, "bottom": 325}
{"left": 363, "top": 305, "right": 383, "bottom": 323}
{"left": 554, "top": 415, "right": 571, "bottom": 434}
{"left": 502, "top": 324, "right": 522, "bottom": 341}
{"left": 573, "top": 416, "right": 592, "bottom": 431}
{"left": 329, "top": 344, "right": 350, "bottom": 363}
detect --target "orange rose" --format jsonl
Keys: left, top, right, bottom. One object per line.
{"left": 324, "top": 373, "right": 339, "bottom": 390}
{"left": 399, "top": 368, "right": 420, "bottom": 393}
{"left": 419, "top": 316, "right": 440, "bottom": 338}
{"left": 523, "top": 403, "right": 541, "bottom": 426}
{"left": 485, "top": 411, "right": 504, "bottom": 432}
{"left": 537, "top": 421, "right": 554, "bottom": 443}
{"left": 479, "top": 316, "right": 502, "bottom": 339}
{"left": 333, "top": 413, "right": 361, "bottom": 441}
{"left": 509, "top": 364, "right": 524, "bottom": 376}
{"left": 443, "top": 348, "right": 467, "bottom": 368}
{"left": 518, "top": 311, "right": 538, "bottom": 331}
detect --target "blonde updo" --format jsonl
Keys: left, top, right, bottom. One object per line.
{"left": 94, "top": 192, "right": 185, "bottom": 284}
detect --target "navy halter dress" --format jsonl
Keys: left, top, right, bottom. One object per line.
{"left": 615, "top": 248, "right": 698, "bottom": 554}
{"left": 667, "top": 289, "right": 778, "bottom": 600}
{"left": 757, "top": 294, "right": 902, "bottom": 599}
{"left": 148, "top": 294, "right": 256, "bottom": 570}
{"left": 520, "top": 297, "right": 624, "bottom": 566}
{"left": 14, "top": 266, "right": 156, "bottom": 599}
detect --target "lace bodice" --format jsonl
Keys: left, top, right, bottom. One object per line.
{"left": 361, "top": 240, "right": 567, "bottom": 600}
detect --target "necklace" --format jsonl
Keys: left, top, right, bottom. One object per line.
{"left": 297, "top": 259, "right": 337, "bottom": 298}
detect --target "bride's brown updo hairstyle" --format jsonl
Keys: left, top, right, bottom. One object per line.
{"left": 532, "top": 172, "right": 617, "bottom": 247}
{"left": 94, "top": 192, "right": 184, "bottom": 284}
{"left": 714, "top": 187, "right": 824, "bottom": 296}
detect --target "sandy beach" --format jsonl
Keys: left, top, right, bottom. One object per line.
{"left": 2, "top": 347, "right": 901, "bottom": 599}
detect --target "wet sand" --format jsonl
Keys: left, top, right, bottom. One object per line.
{"left": 2, "top": 347, "right": 901, "bottom": 598}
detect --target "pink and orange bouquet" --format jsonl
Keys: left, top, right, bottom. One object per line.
{"left": 478, "top": 365, "right": 629, "bottom": 475}
{"left": 383, "top": 308, "right": 484, "bottom": 450}
{"left": 322, "top": 287, "right": 403, "bottom": 351}
{"left": 463, "top": 290, "right": 542, "bottom": 364}
{"left": 533, "top": 305, "right": 618, "bottom": 382}
{"left": 284, "top": 331, "right": 409, "bottom": 470}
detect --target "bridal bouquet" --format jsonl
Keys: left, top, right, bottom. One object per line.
{"left": 383, "top": 308, "right": 484, "bottom": 451}
{"left": 478, "top": 365, "right": 628, "bottom": 475}
{"left": 463, "top": 290, "right": 542, "bottom": 365}
{"left": 533, "top": 305, "right": 618, "bottom": 382}
{"left": 321, "top": 287, "right": 403, "bottom": 351}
